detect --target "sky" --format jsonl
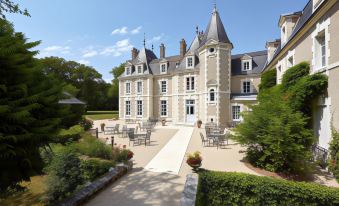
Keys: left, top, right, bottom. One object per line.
{"left": 7, "top": 0, "right": 309, "bottom": 83}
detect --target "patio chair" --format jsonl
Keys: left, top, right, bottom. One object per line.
{"left": 121, "top": 125, "right": 128, "bottom": 138}
{"left": 200, "top": 132, "right": 212, "bottom": 147}
{"left": 128, "top": 129, "right": 139, "bottom": 146}
{"left": 145, "top": 129, "right": 152, "bottom": 145}
{"left": 113, "top": 124, "right": 120, "bottom": 134}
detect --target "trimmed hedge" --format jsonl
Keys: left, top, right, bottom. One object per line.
{"left": 81, "top": 158, "right": 115, "bottom": 181}
{"left": 196, "top": 171, "right": 339, "bottom": 206}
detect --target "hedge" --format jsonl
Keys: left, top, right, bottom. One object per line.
{"left": 196, "top": 171, "right": 339, "bottom": 206}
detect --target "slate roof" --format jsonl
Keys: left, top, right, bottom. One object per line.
{"left": 266, "top": 0, "right": 313, "bottom": 67}
{"left": 231, "top": 50, "right": 268, "bottom": 75}
{"left": 149, "top": 55, "right": 183, "bottom": 75}
{"left": 200, "top": 8, "right": 232, "bottom": 46}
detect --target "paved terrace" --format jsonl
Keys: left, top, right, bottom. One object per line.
{"left": 86, "top": 120, "right": 338, "bottom": 206}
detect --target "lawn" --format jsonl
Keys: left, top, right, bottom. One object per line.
{"left": 85, "top": 111, "right": 118, "bottom": 120}
{"left": 0, "top": 175, "right": 47, "bottom": 206}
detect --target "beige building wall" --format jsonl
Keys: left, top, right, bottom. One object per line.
{"left": 231, "top": 75, "right": 261, "bottom": 94}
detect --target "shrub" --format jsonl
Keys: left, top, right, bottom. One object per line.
{"left": 56, "top": 125, "right": 83, "bottom": 144}
{"left": 259, "top": 69, "right": 276, "bottom": 91}
{"left": 80, "top": 118, "right": 93, "bottom": 131}
{"left": 281, "top": 61, "right": 310, "bottom": 91}
{"left": 196, "top": 171, "right": 339, "bottom": 206}
{"left": 81, "top": 158, "right": 114, "bottom": 182}
{"left": 72, "top": 133, "right": 113, "bottom": 160}
{"left": 234, "top": 86, "right": 314, "bottom": 174}
{"left": 45, "top": 151, "right": 84, "bottom": 203}
{"left": 115, "top": 147, "right": 134, "bottom": 163}
{"left": 329, "top": 129, "right": 339, "bottom": 182}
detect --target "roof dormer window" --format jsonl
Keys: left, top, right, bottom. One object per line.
{"left": 137, "top": 65, "right": 143, "bottom": 74}
{"left": 187, "top": 56, "right": 194, "bottom": 69}
{"left": 160, "top": 63, "right": 167, "bottom": 74}
{"left": 242, "top": 60, "right": 252, "bottom": 71}
{"left": 126, "top": 67, "right": 131, "bottom": 76}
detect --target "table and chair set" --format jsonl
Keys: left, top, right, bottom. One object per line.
{"left": 200, "top": 123, "right": 231, "bottom": 149}
{"left": 104, "top": 121, "right": 156, "bottom": 147}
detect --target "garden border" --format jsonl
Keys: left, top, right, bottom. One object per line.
{"left": 57, "top": 160, "right": 133, "bottom": 206}
{"left": 180, "top": 173, "right": 198, "bottom": 206}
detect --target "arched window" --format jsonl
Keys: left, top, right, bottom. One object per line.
{"left": 209, "top": 89, "right": 215, "bottom": 102}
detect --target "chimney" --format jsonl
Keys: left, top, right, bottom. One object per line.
{"left": 266, "top": 39, "right": 281, "bottom": 62}
{"left": 160, "top": 43, "right": 165, "bottom": 59}
{"left": 131, "top": 47, "right": 138, "bottom": 60}
{"left": 180, "top": 39, "right": 187, "bottom": 57}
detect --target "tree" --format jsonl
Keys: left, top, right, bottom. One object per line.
{"left": 0, "top": 19, "right": 69, "bottom": 192}
{"left": 259, "top": 69, "right": 276, "bottom": 91}
{"left": 0, "top": 0, "right": 30, "bottom": 19}
{"left": 109, "top": 63, "right": 125, "bottom": 110}
{"left": 40, "top": 57, "right": 114, "bottom": 110}
{"left": 234, "top": 86, "right": 314, "bottom": 174}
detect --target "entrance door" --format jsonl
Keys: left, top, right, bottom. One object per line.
{"left": 186, "top": 100, "right": 195, "bottom": 123}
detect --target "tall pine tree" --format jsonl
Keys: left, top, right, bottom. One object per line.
{"left": 0, "top": 19, "right": 68, "bottom": 192}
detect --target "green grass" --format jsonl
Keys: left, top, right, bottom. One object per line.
{"left": 85, "top": 111, "right": 118, "bottom": 120}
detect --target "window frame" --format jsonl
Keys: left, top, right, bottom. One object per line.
{"left": 126, "top": 67, "right": 131, "bottom": 76}
{"left": 186, "top": 76, "right": 195, "bottom": 91}
{"left": 242, "top": 80, "right": 251, "bottom": 94}
{"left": 209, "top": 89, "right": 216, "bottom": 102}
{"left": 160, "top": 63, "right": 167, "bottom": 74}
{"left": 160, "top": 80, "right": 167, "bottom": 93}
{"left": 241, "top": 60, "right": 252, "bottom": 71}
{"left": 186, "top": 56, "right": 194, "bottom": 68}
{"left": 125, "top": 82, "right": 131, "bottom": 95}
{"left": 125, "top": 101, "right": 131, "bottom": 116}
{"left": 136, "top": 100, "right": 143, "bottom": 117}
{"left": 232, "top": 105, "right": 241, "bottom": 121}
{"left": 137, "top": 65, "right": 143, "bottom": 74}
{"left": 160, "top": 100, "right": 168, "bottom": 117}
{"left": 136, "top": 81, "right": 143, "bottom": 94}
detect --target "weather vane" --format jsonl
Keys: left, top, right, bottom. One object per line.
{"left": 143, "top": 33, "right": 146, "bottom": 47}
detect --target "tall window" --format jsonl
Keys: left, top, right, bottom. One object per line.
{"left": 186, "top": 77, "right": 195, "bottom": 91}
{"left": 209, "top": 89, "right": 215, "bottom": 102}
{"left": 137, "top": 81, "right": 142, "bottom": 94}
{"left": 160, "top": 100, "right": 167, "bottom": 116}
{"left": 126, "top": 82, "right": 131, "bottom": 94}
{"left": 126, "top": 67, "right": 131, "bottom": 75}
{"left": 288, "top": 56, "right": 294, "bottom": 68}
{"left": 161, "top": 81, "right": 167, "bottom": 93}
{"left": 232, "top": 105, "right": 241, "bottom": 120}
{"left": 125, "top": 101, "right": 131, "bottom": 116}
{"left": 187, "top": 57, "right": 193, "bottom": 68}
{"left": 137, "top": 65, "right": 142, "bottom": 74}
{"left": 242, "top": 81, "right": 251, "bottom": 93}
{"left": 137, "top": 100, "right": 143, "bottom": 116}
{"left": 161, "top": 64, "right": 167, "bottom": 73}
{"left": 315, "top": 32, "right": 326, "bottom": 68}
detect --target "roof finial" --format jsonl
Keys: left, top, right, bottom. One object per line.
{"left": 213, "top": 0, "right": 217, "bottom": 12}
{"left": 196, "top": 26, "right": 199, "bottom": 35}
{"left": 151, "top": 44, "right": 154, "bottom": 51}
{"left": 143, "top": 33, "right": 146, "bottom": 47}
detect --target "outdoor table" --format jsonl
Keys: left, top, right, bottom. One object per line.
{"left": 208, "top": 133, "right": 224, "bottom": 149}
{"left": 135, "top": 131, "right": 147, "bottom": 146}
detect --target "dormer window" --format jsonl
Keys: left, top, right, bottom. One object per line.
{"left": 137, "top": 65, "right": 143, "bottom": 74}
{"left": 126, "top": 67, "right": 131, "bottom": 75}
{"left": 160, "top": 63, "right": 167, "bottom": 74}
{"left": 187, "top": 57, "right": 194, "bottom": 68}
{"left": 242, "top": 60, "right": 252, "bottom": 71}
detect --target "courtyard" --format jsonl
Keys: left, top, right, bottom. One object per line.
{"left": 85, "top": 119, "right": 338, "bottom": 206}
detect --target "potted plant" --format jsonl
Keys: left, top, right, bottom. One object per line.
{"left": 100, "top": 123, "right": 105, "bottom": 132}
{"left": 161, "top": 119, "right": 166, "bottom": 126}
{"left": 197, "top": 120, "right": 202, "bottom": 128}
{"left": 186, "top": 151, "right": 202, "bottom": 172}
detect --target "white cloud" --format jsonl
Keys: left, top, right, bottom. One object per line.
{"left": 82, "top": 50, "right": 98, "bottom": 58}
{"left": 39, "top": 45, "right": 71, "bottom": 57}
{"left": 100, "top": 39, "right": 133, "bottom": 57}
{"left": 131, "top": 26, "right": 142, "bottom": 34}
{"left": 149, "top": 34, "right": 165, "bottom": 43}
{"left": 44, "top": 46, "right": 70, "bottom": 52}
{"left": 111, "top": 26, "right": 128, "bottom": 35}
{"left": 78, "top": 59, "right": 90, "bottom": 65}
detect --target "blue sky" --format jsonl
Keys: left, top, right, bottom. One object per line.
{"left": 8, "top": 0, "right": 308, "bottom": 82}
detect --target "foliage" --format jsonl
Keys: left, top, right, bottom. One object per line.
{"left": 186, "top": 151, "right": 202, "bottom": 166}
{"left": 281, "top": 61, "right": 310, "bottom": 91}
{"left": 0, "top": 0, "right": 30, "bottom": 19}
{"left": 81, "top": 158, "right": 114, "bottom": 182}
{"left": 196, "top": 171, "right": 339, "bottom": 206}
{"left": 45, "top": 151, "right": 84, "bottom": 203}
{"left": 328, "top": 129, "right": 339, "bottom": 182}
{"left": 71, "top": 133, "right": 114, "bottom": 160}
{"left": 234, "top": 86, "right": 314, "bottom": 174}
{"left": 80, "top": 118, "right": 93, "bottom": 131}
{"left": 109, "top": 63, "right": 125, "bottom": 110}
{"left": 57, "top": 125, "right": 83, "bottom": 144}
{"left": 115, "top": 146, "right": 134, "bottom": 163}
{"left": 259, "top": 69, "right": 276, "bottom": 91}
{"left": 40, "top": 57, "right": 114, "bottom": 110}
{"left": 0, "top": 19, "right": 71, "bottom": 192}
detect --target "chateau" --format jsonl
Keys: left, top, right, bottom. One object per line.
{"left": 119, "top": 0, "right": 339, "bottom": 150}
